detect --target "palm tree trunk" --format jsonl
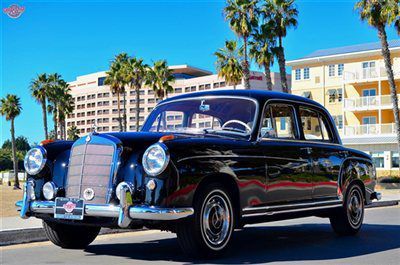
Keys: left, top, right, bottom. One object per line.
{"left": 136, "top": 86, "right": 140, "bottom": 132}
{"left": 377, "top": 25, "right": 400, "bottom": 177}
{"left": 10, "top": 118, "right": 20, "bottom": 189}
{"left": 53, "top": 106, "right": 58, "bottom": 140}
{"left": 122, "top": 89, "right": 127, "bottom": 132}
{"left": 277, "top": 36, "right": 289, "bottom": 93}
{"left": 264, "top": 61, "right": 273, "bottom": 91}
{"left": 242, "top": 36, "right": 251, "bottom": 90}
{"left": 42, "top": 99, "right": 48, "bottom": 139}
{"left": 117, "top": 92, "right": 123, "bottom": 132}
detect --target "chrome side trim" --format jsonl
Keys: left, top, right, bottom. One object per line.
{"left": 242, "top": 199, "right": 343, "bottom": 218}
{"left": 177, "top": 155, "right": 307, "bottom": 163}
{"left": 16, "top": 200, "right": 194, "bottom": 221}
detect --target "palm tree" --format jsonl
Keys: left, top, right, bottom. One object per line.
{"left": 105, "top": 53, "right": 129, "bottom": 132}
{"left": 67, "top": 125, "right": 80, "bottom": 140}
{"left": 355, "top": 0, "right": 400, "bottom": 174}
{"left": 249, "top": 24, "right": 276, "bottom": 90}
{"left": 261, "top": 0, "right": 298, "bottom": 93}
{"left": 146, "top": 60, "right": 175, "bottom": 100}
{"left": 214, "top": 40, "right": 243, "bottom": 89}
{"left": 0, "top": 94, "right": 22, "bottom": 189}
{"left": 224, "top": 0, "right": 259, "bottom": 89}
{"left": 57, "top": 82, "right": 74, "bottom": 140}
{"left": 123, "top": 57, "right": 149, "bottom": 132}
{"left": 30, "top": 73, "right": 51, "bottom": 139}
{"left": 47, "top": 73, "right": 63, "bottom": 139}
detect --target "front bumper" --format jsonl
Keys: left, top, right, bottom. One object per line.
{"left": 17, "top": 181, "right": 193, "bottom": 227}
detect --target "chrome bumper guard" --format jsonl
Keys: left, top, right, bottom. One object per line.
{"left": 16, "top": 182, "right": 194, "bottom": 227}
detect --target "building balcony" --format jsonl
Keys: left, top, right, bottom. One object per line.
{"left": 343, "top": 67, "right": 400, "bottom": 84}
{"left": 343, "top": 94, "right": 400, "bottom": 111}
{"left": 343, "top": 123, "right": 396, "bottom": 136}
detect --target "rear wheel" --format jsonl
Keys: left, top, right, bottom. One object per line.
{"left": 330, "top": 184, "right": 364, "bottom": 236}
{"left": 43, "top": 220, "right": 100, "bottom": 249}
{"left": 176, "top": 183, "right": 235, "bottom": 258}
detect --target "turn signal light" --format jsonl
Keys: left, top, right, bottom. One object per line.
{"left": 159, "top": 135, "right": 175, "bottom": 142}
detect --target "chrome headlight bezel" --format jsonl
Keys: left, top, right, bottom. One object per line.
{"left": 142, "top": 143, "right": 170, "bottom": 177}
{"left": 24, "top": 146, "right": 47, "bottom": 175}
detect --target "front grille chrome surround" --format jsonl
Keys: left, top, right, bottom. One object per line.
{"left": 65, "top": 134, "right": 119, "bottom": 204}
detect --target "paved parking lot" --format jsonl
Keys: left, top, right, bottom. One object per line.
{"left": 1, "top": 206, "right": 399, "bottom": 265}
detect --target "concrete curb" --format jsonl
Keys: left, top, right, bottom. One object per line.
{"left": 366, "top": 200, "right": 399, "bottom": 208}
{"left": 0, "top": 227, "right": 144, "bottom": 247}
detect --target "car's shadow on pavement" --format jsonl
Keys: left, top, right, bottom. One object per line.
{"left": 85, "top": 223, "right": 400, "bottom": 264}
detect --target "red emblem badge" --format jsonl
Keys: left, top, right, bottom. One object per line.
{"left": 3, "top": 4, "right": 25, "bottom": 19}
{"left": 63, "top": 201, "right": 76, "bottom": 213}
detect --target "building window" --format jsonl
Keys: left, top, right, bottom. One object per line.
{"left": 337, "top": 88, "right": 343, "bottom": 102}
{"left": 329, "top": 65, "right": 335, "bottom": 77}
{"left": 302, "top": 91, "right": 312, "bottom": 99}
{"left": 98, "top": 77, "right": 106, "bottom": 86}
{"left": 392, "top": 152, "right": 399, "bottom": 168}
{"left": 295, "top": 69, "right": 301, "bottom": 80}
{"left": 175, "top": 87, "right": 182, "bottom": 93}
{"left": 328, "top": 89, "right": 337, "bottom": 103}
{"left": 333, "top": 115, "right": 343, "bottom": 129}
{"left": 371, "top": 152, "right": 385, "bottom": 168}
{"left": 303, "top": 68, "right": 310, "bottom": 80}
{"left": 338, "top": 64, "right": 344, "bottom": 76}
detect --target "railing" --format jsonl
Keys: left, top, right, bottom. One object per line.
{"left": 343, "top": 66, "right": 400, "bottom": 83}
{"left": 343, "top": 123, "right": 396, "bottom": 136}
{"left": 344, "top": 94, "right": 400, "bottom": 110}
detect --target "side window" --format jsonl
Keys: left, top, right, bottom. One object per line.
{"left": 261, "top": 104, "right": 297, "bottom": 139}
{"left": 299, "top": 107, "right": 332, "bottom": 142}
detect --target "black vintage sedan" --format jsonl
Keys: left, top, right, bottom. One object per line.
{"left": 17, "top": 90, "right": 380, "bottom": 257}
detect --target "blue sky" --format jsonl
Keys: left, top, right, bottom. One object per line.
{"left": 1, "top": 0, "right": 399, "bottom": 144}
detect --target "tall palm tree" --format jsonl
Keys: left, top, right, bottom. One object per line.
{"left": 67, "top": 125, "right": 80, "bottom": 140}
{"left": 224, "top": 0, "right": 259, "bottom": 89}
{"left": 214, "top": 40, "right": 243, "bottom": 89}
{"left": 57, "top": 81, "right": 74, "bottom": 140}
{"left": 123, "top": 57, "right": 149, "bottom": 132}
{"left": 249, "top": 24, "right": 276, "bottom": 90}
{"left": 30, "top": 73, "right": 51, "bottom": 139}
{"left": 47, "top": 73, "right": 63, "bottom": 139}
{"left": 0, "top": 94, "right": 22, "bottom": 189}
{"left": 355, "top": 0, "right": 400, "bottom": 174}
{"left": 146, "top": 60, "right": 175, "bottom": 100}
{"left": 105, "top": 53, "right": 129, "bottom": 132}
{"left": 261, "top": 0, "right": 298, "bottom": 93}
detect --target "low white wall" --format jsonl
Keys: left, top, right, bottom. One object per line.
{"left": 0, "top": 172, "right": 27, "bottom": 183}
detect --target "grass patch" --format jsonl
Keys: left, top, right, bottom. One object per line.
{"left": 0, "top": 185, "right": 23, "bottom": 217}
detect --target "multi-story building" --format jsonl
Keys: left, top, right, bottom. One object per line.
{"left": 287, "top": 40, "right": 400, "bottom": 176}
{"left": 66, "top": 64, "right": 288, "bottom": 136}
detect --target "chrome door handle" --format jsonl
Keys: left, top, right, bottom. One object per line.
{"left": 300, "top": 147, "right": 312, "bottom": 155}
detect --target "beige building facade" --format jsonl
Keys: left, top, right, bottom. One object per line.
{"left": 287, "top": 40, "right": 400, "bottom": 177}
{"left": 66, "top": 65, "right": 288, "bottom": 136}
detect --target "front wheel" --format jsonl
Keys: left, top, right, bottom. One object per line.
{"left": 176, "top": 183, "right": 235, "bottom": 258}
{"left": 330, "top": 184, "right": 364, "bottom": 236}
{"left": 43, "top": 220, "right": 100, "bottom": 249}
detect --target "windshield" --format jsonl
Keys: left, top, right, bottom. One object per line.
{"left": 142, "top": 97, "right": 257, "bottom": 137}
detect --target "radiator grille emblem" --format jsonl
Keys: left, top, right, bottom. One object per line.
{"left": 85, "top": 135, "right": 91, "bottom": 142}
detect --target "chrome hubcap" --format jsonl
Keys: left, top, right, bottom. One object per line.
{"left": 347, "top": 188, "right": 363, "bottom": 227}
{"left": 201, "top": 193, "right": 231, "bottom": 248}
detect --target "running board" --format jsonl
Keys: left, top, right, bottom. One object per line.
{"left": 242, "top": 199, "right": 343, "bottom": 218}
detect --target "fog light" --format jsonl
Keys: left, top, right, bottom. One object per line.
{"left": 146, "top": 179, "right": 156, "bottom": 191}
{"left": 42, "top": 181, "right": 57, "bottom": 200}
{"left": 116, "top": 182, "right": 134, "bottom": 201}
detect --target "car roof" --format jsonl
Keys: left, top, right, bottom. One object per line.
{"left": 160, "top": 89, "right": 325, "bottom": 109}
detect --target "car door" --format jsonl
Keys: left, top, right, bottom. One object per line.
{"left": 298, "top": 106, "right": 344, "bottom": 200}
{"left": 258, "top": 102, "right": 313, "bottom": 204}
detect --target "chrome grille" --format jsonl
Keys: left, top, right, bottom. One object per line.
{"left": 66, "top": 143, "right": 115, "bottom": 204}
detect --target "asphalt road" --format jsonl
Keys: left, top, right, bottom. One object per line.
{"left": 1, "top": 206, "right": 400, "bottom": 265}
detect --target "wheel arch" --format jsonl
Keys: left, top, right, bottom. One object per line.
{"left": 338, "top": 157, "right": 372, "bottom": 203}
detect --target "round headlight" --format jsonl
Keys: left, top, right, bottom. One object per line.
{"left": 142, "top": 143, "right": 169, "bottom": 176}
{"left": 42, "top": 181, "right": 57, "bottom": 200}
{"left": 24, "top": 147, "right": 46, "bottom": 175}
